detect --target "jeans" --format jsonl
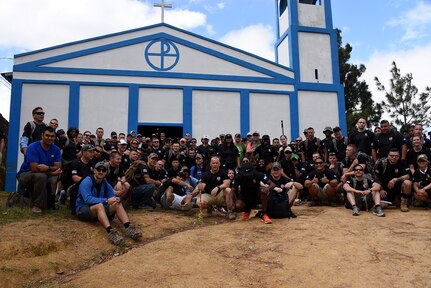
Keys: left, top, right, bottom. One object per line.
{"left": 131, "top": 184, "right": 157, "bottom": 208}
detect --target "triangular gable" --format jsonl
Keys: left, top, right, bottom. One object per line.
{"left": 14, "top": 24, "right": 294, "bottom": 84}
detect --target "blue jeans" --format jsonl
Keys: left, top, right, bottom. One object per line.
{"left": 131, "top": 184, "right": 157, "bottom": 208}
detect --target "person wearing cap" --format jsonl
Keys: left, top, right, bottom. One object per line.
{"left": 406, "top": 135, "right": 431, "bottom": 175}
{"left": 130, "top": 130, "right": 136, "bottom": 137}
{"left": 160, "top": 166, "right": 197, "bottom": 211}
{"left": 149, "top": 137, "right": 165, "bottom": 160}
{"left": 267, "top": 162, "right": 301, "bottom": 219}
{"left": 246, "top": 131, "right": 261, "bottom": 159}
{"left": 374, "top": 148, "right": 411, "bottom": 212}
{"left": 190, "top": 153, "right": 206, "bottom": 180}
{"left": 76, "top": 161, "right": 142, "bottom": 245}
{"left": 333, "top": 126, "right": 348, "bottom": 161}
{"left": 17, "top": 126, "right": 62, "bottom": 215}
{"left": 60, "top": 127, "right": 79, "bottom": 163}
{"left": 197, "top": 135, "right": 211, "bottom": 162}
{"left": 164, "top": 142, "right": 186, "bottom": 170}
{"left": 219, "top": 134, "right": 240, "bottom": 170}
{"left": 322, "top": 126, "right": 336, "bottom": 163}
{"left": 279, "top": 146, "right": 296, "bottom": 179}
{"left": 253, "top": 135, "right": 278, "bottom": 165}
{"left": 219, "top": 134, "right": 226, "bottom": 145}
{"left": 196, "top": 156, "right": 235, "bottom": 218}
{"left": 343, "top": 164, "right": 385, "bottom": 217}
{"left": 230, "top": 162, "right": 276, "bottom": 223}
{"left": 304, "top": 156, "right": 339, "bottom": 206}
{"left": 178, "top": 138, "right": 188, "bottom": 153}
{"left": 412, "top": 154, "right": 431, "bottom": 209}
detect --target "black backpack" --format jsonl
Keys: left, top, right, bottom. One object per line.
{"left": 267, "top": 190, "right": 295, "bottom": 219}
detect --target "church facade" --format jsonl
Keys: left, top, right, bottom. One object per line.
{"left": 5, "top": 0, "right": 345, "bottom": 191}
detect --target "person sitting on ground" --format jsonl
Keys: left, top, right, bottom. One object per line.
{"left": 17, "top": 126, "right": 62, "bottom": 215}
{"left": 374, "top": 148, "right": 412, "bottom": 212}
{"left": 412, "top": 154, "right": 431, "bottom": 209}
{"left": 195, "top": 156, "right": 235, "bottom": 219}
{"left": 106, "top": 151, "right": 130, "bottom": 200}
{"left": 229, "top": 162, "right": 275, "bottom": 223}
{"left": 343, "top": 164, "right": 385, "bottom": 217}
{"left": 304, "top": 157, "right": 338, "bottom": 206}
{"left": 160, "top": 166, "right": 197, "bottom": 211}
{"left": 75, "top": 161, "right": 142, "bottom": 245}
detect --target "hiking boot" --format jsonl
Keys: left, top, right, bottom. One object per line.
{"left": 294, "top": 199, "right": 302, "bottom": 206}
{"left": 373, "top": 205, "right": 385, "bottom": 217}
{"left": 180, "top": 202, "right": 194, "bottom": 211}
{"left": 262, "top": 214, "right": 272, "bottom": 224}
{"left": 32, "top": 206, "right": 43, "bottom": 215}
{"left": 228, "top": 212, "right": 236, "bottom": 220}
{"left": 352, "top": 205, "right": 360, "bottom": 216}
{"left": 400, "top": 197, "right": 409, "bottom": 212}
{"left": 108, "top": 228, "right": 125, "bottom": 245}
{"left": 242, "top": 211, "right": 251, "bottom": 221}
{"left": 125, "top": 224, "right": 142, "bottom": 240}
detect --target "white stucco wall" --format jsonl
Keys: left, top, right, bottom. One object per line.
{"left": 79, "top": 85, "right": 129, "bottom": 134}
{"left": 278, "top": 5, "right": 289, "bottom": 37}
{"left": 192, "top": 90, "right": 240, "bottom": 139}
{"left": 18, "top": 83, "right": 70, "bottom": 171}
{"left": 249, "top": 92, "right": 290, "bottom": 140}
{"left": 277, "top": 37, "right": 290, "bottom": 68}
{"left": 298, "top": 90, "right": 338, "bottom": 139}
{"left": 298, "top": 1, "right": 326, "bottom": 28}
{"left": 138, "top": 88, "right": 183, "bottom": 123}
{"left": 298, "top": 32, "right": 332, "bottom": 84}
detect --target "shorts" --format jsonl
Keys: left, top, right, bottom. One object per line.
{"left": 77, "top": 203, "right": 115, "bottom": 222}
{"left": 312, "top": 183, "right": 331, "bottom": 200}
{"left": 160, "top": 192, "right": 186, "bottom": 209}
{"left": 345, "top": 193, "right": 374, "bottom": 211}
{"left": 200, "top": 191, "right": 226, "bottom": 206}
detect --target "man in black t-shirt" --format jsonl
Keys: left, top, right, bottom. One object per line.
{"left": 412, "top": 154, "right": 431, "bottom": 209}
{"left": 343, "top": 164, "right": 384, "bottom": 217}
{"left": 197, "top": 156, "right": 234, "bottom": 218}
{"left": 304, "top": 158, "right": 338, "bottom": 206}
{"left": 230, "top": 162, "right": 275, "bottom": 223}
{"left": 374, "top": 148, "right": 411, "bottom": 211}
{"left": 371, "top": 120, "right": 405, "bottom": 161}
{"left": 348, "top": 118, "right": 374, "bottom": 156}
{"left": 20, "top": 107, "right": 47, "bottom": 154}
{"left": 106, "top": 151, "right": 129, "bottom": 198}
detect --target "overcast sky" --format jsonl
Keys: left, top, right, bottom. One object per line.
{"left": 1, "top": 0, "right": 430, "bottom": 124}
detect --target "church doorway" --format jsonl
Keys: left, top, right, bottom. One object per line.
{"left": 138, "top": 125, "right": 183, "bottom": 141}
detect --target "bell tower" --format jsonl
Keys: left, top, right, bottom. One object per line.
{"left": 275, "top": 0, "right": 346, "bottom": 136}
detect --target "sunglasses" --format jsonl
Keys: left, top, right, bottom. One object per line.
{"left": 315, "top": 162, "right": 324, "bottom": 165}
{"left": 242, "top": 160, "right": 249, "bottom": 163}
{"left": 49, "top": 122, "right": 58, "bottom": 126}
{"left": 354, "top": 168, "right": 364, "bottom": 172}
{"left": 96, "top": 168, "right": 107, "bottom": 172}
{"left": 196, "top": 157, "right": 203, "bottom": 160}
{"left": 34, "top": 112, "right": 45, "bottom": 115}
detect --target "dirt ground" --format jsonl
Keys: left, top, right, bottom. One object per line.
{"left": 0, "top": 201, "right": 430, "bottom": 288}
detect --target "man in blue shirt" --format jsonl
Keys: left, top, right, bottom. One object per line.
{"left": 76, "top": 161, "right": 142, "bottom": 245}
{"left": 17, "top": 126, "right": 62, "bottom": 215}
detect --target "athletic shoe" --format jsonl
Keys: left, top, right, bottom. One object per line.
{"left": 180, "top": 202, "right": 194, "bottom": 211}
{"left": 32, "top": 206, "right": 43, "bottom": 215}
{"left": 125, "top": 224, "right": 142, "bottom": 240}
{"left": 373, "top": 205, "right": 385, "bottom": 217}
{"left": 294, "top": 199, "right": 302, "bottom": 206}
{"left": 228, "top": 212, "right": 236, "bottom": 220}
{"left": 108, "top": 228, "right": 125, "bottom": 245}
{"left": 352, "top": 205, "right": 360, "bottom": 216}
{"left": 242, "top": 211, "right": 251, "bottom": 221}
{"left": 217, "top": 206, "right": 228, "bottom": 214}
{"left": 400, "top": 197, "right": 409, "bottom": 212}
{"left": 262, "top": 214, "right": 272, "bottom": 224}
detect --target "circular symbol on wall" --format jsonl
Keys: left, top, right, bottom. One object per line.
{"left": 145, "top": 39, "right": 180, "bottom": 71}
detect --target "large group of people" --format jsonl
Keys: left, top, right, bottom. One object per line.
{"left": 13, "top": 107, "right": 431, "bottom": 245}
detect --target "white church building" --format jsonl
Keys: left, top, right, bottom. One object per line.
{"left": 6, "top": 0, "right": 345, "bottom": 191}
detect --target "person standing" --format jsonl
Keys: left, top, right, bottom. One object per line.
{"left": 20, "top": 107, "right": 47, "bottom": 155}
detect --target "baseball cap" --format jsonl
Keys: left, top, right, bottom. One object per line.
{"left": 272, "top": 162, "right": 282, "bottom": 170}
{"left": 180, "top": 166, "right": 189, "bottom": 173}
{"left": 262, "top": 135, "right": 270, "bottom": 140}
{"left": 252, "top": 131, "right": 260, "bottom": 136}
{"left": 246, "top": 132, "right": 252, "bottom": 137}
{"left": 292, "top": 154, "right": 300, "bottom": 161}
{"left": 95, "top": 161, "right": 109, "bottom": 171}
{"left": 148, "top": 153, "right": 158, "bottom": 159}
{"left": 219, "top": 133, "right": 225, "bottom": 138}
{"left": 202, "top": 135, "right": 210, "bottom": 140}
{"left": 284, "top": 146, "right": 293, "bottom": 153}
{"left": 323, "top": 126, "right": 333, "bottom": 133}
{"left": 82, "top": 144, "right": 95, "bottom": 152}
{"left": 111, "top": 131, "right": 117, "bottom": 137}
{"left": 417, "top": 154, "right": 429, "bottom": 162}
{"left": 118, "top": 139, "right": 127, "bottom": 145}
{"left": 235, "top": 133, "right": 241, "bottom": 138}
{"left": 180, "top": 138, "right": 187, "bottom": 142}
{"left": 225, "top": 134, "right": 232, "bottom": 139}
{"left": 333, "top": 126, "right": 342, "bottom": 133}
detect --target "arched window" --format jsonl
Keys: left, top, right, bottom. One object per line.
{"left": 279, "top": 0, "right": 287, "bottom": 16}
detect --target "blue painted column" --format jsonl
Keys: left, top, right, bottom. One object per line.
{"left": 68, "top": 83, "right": 80, "bottom": 128}
{"left": 240, "top": 90, "right": 250, "bottom": 136}
{"left": 183, "top": 87, "right": 193, "bottom": 136}
{"left": 128, "top": 85, "right": 139, "bottom": 134}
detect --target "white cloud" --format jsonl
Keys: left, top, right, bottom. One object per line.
{"left": 0, "top": 0, "right": 206, "bottom": 51}
{"left": 220, "top": 24, "right": 275, "bottom": 61}
{"left": 387, "top": 1, "right": 431, "bottom": 42}
{"left": 217, "top": 2, "right": 225, "bottom": 9}
{"left": 360, "top": 41, "right": 431, "bottom": 110}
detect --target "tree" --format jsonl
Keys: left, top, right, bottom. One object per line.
{"left": 337, "top": 29, "right": 382, "bottom": 133}
{"left": 375, "top": 61, "right": 431, "bottom": 129}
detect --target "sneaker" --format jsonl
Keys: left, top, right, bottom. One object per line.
{"left": 400, "top": 197, "right": 409, "bottom": 212}
{"left": 228, "top": 212, "right": 236, "bottom": 220}
{"left": 32, "top": 206, "right": 43, "bottom": 216}
{"left": 108, "top": 228, "right": 125, "bottom": 245}
{"left": 59, "top": 190, "right": 67, "bottom": 205}
{"left": 242, "top": 211, "right": 251, "bottom": 221}
{"left": 373, "top": 205, "right": 385, "bottom": 217}
{"left": 294, "top": 199, "right": 302, "bottom": 206}
{"left": 262, "top": 214, "right": 272, "bottom": 224}
{"left": 352, "top": 205, "right": 360, "bottom": 216}
{"left": 217, "top": 206, "right": 228, "bottom": 214}
{"left": 125, "top": 224, "right": 142, "bottom": 240}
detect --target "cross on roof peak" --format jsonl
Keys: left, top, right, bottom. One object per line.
{"left": 154, "top": 0, "right": 172, "bottom": 23}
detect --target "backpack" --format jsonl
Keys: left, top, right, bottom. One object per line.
{"left": 267, "top": 190, "right": 295, "bottom": 219}
{"left": 331, "top": 137, "right": 348, "bottom": 153}
{"left": 303, "top": 138, "right": 321, "bottom": 151}
{"left": 124, "top": 160, "right": 146, "bottom": 185}
{"left": 6, "top": 191, "right": 31, "bottom": 208}
{"left": 357, "top": 151, "right": 374, "bottom": 174}
{"left": 373, "top": 157, "right": 388, "bottom": 181}
{"left": 345, "top": 178, "right": 374, "bottom": 211}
